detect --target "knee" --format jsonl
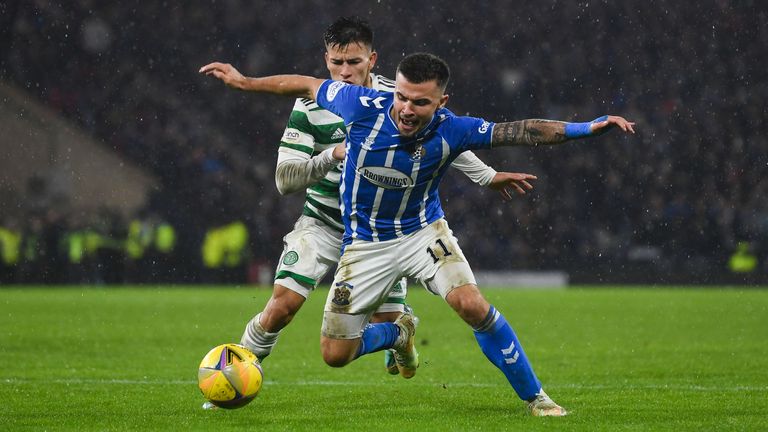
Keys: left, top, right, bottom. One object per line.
{"left": 261, "top": 285, "right": 305, "bottom": 332}
{"left": 322, "top": 352, "right": 350, "bottom": 368}
{"left": 320, "top": 337, "right": 356, "bottom": 368}
{"left": 268, "top": 299, "right": 299, "bottom": 325}
{"left": 446, "top": 284, "right": 489, "bottom": 327}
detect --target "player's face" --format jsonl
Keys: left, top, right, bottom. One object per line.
{"left": 325, "top": 42, "right": 377, "bottom": 87}
{"left": 392, "top": 72, "right": 449, "bottom": 137}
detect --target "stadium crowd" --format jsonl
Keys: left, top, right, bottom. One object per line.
{"left": 1, "top": 1, "right": 766, "bottom": 284}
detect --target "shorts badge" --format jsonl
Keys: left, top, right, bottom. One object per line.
{"left": 282, "top": 251, "right": 299, "bottom": 265}
{"left": 332, "top": 282, "right": 353, "bottom": 306}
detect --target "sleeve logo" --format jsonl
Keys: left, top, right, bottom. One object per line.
{"left": 326, "top": 81, "right": 347, "bottom": 102}
{"left": 281, "top": 128, "right": 302, "bottom": 143}
{"left": 478, "top": 121, "right": 491, "bottom": 134}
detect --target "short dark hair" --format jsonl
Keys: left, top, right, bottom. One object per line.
{"left": 323, "top": 16, "right": 374, "bottom": 50}
{"left": 396, "top": 53, "right": 451, "bottom": 91}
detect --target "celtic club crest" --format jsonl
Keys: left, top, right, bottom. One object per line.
{"left": 282, "top": 251, "right": 299, "bottom": 265}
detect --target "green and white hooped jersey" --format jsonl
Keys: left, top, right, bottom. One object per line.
{"left": 277, "top": 74, "right": 395, "bottom": 232}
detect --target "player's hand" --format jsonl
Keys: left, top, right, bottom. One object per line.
{"left": 488, "top": 172, "right": 536, "bottom": 201}
{"left": 589, "top": 115, "right": 636, "bottom": 135}
{"left": 199, "top": 62, "right": 247, "bottom": 90}
{"left": 332, "top": 142, "right": 346, "bottom": 161}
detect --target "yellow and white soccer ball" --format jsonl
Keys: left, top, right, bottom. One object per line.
{"left": 198, "top": 343, "right": 263, "bottom": 409}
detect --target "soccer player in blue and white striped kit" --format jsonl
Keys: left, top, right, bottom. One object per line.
{"left": 201, "top": 53, "right": 635, "bottom": 416}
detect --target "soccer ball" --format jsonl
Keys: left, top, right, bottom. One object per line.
{"left": 197, "top": 343, "right": 264, "bottom": 409}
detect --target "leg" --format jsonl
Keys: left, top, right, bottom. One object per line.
{"left": 240, "top": 282, "right": 307, "bottom": 361}
{"left": 259, "top": 283, "right": 306, "bottom": 332}
{"left": 371, "top": 279, "right": 408, "bottom": 374}
{"left": 443, "top": 283, "right": 489, "bottom": 326}
{"left": 444, "top": 283, "right": 565, "bottom": 415}
{"left": 413, "top": 219, "right": 565, "bottom": 416}
{"left": 320, "top": 336, "right": 361, "bottom": 367}
{"left": 320, "top": 312, "right": 416, "bottom": 375}
{"left": 241, "top": 216, "right": 339, "bottom": 361}
{"left": 320, "top": 238, "right": 411, "bottom": 371}
{"left": 445, "top": 284, "right": 542, "bottom": 400}
{"left": 370, "top": 278, "right": 408, "bottom": 323}
{"left": 370, "top": 311, "right": 401, "bottom": 323}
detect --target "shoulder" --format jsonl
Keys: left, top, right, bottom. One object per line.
{"left": 440, "top": 109, "right": 489, "bottom": 129}
{"left": 291, "top": 97, "right": 319, "bottom": 113}
{"left": 332, "top": 82, "right": 390, "bottom": 109}
{"left": 438, "top": 110, "right": 494, "bottom": 139}
{"left": 371, "top": 74, "right": 395, "bottom": 93}
{"left": 287, "top": 97, "right": 343, "bottom": 130}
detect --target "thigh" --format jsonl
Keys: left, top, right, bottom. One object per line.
{"left": 275, "top": 216, "right": 342, "bottom": 297}
{"left": 400, "top": 219, "right": 477, "bottom": 299}
{"left": 322, "top": 238, "right": 403, "bottom": 339}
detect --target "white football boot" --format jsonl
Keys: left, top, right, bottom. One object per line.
{"left": 527, "top": 390, "right": 568, "bottom": 417}
{"left": 392, "top": 312, "right": 419, "bottom": 379}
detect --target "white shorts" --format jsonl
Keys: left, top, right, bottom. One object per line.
{"left": 322, "top": 218, "right": 476, "bottom": 339}
{"left": 275, "top": 215, "right": 406, "bottom": 312}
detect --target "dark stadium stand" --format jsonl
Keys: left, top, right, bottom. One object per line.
{"left": 1, "top": 1, "right": 765, "bottom": 284}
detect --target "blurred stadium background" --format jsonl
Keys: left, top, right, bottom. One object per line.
{"left": 1, "top": 1, "right": 765, "bottom": 286}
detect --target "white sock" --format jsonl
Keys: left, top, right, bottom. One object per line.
{"left": 240, "top": 313, "right": 280, "bottom": 361}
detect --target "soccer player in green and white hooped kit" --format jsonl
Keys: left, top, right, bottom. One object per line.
{"left": 238, "top": 17, "right": 536, "bottom": 374}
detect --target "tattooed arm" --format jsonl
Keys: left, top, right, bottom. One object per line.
{"left": 491, "top": 116, "right": 635, "bottom": 147}
{"left": 491, "top": 120, "right": 567, "bottom": 147}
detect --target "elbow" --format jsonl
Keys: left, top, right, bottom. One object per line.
{"left": 274, "top": 167, "right": 300, "bottom": 195}
{"left": 275, "top": 178, "right": 295, "bottom": 195}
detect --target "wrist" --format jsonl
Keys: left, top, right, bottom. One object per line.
{"left": 482, "top": 169, "right": 498, "bottom": 187}
{"left": 319, "top": 147, "right": 338, "bottom": 165}
{"left": 564, "top": 115, "right": 608, "bottom": 139}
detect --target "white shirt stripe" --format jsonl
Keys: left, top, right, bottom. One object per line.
{"left": 417, "top": 138, "right": 451, "bottom": 227}
{"left": 368, "top": 145, "right": 398, "bottom": 241}
{"left": 349, "top": 114, "right": 386, "bottom": 239}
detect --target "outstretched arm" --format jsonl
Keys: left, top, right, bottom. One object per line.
{"left": 199, "top": 62, "right": 325, "bottom": 100}
{"left": 491, "top": 115, "right": 635, "bottom": 147}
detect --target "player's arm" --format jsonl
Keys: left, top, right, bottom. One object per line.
{"left": 491, "top": 115, "right": 635, "bottom": 147}
{"left": 451, "top": 151, "right": 496, "bottom": 186}
{"left": 273, "top": 98, "right": 348, "bottom": 195}
{"left": 275, "top": 146, "right": 344, "bottom": 195}
{"left": 199, "top": 62, "right": 324, "bottom": 100}
{"left": 450, "top": 151, "right": 536, "bottom": 199}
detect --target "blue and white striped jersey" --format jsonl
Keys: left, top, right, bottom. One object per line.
{"left": 316, "top": 80, "right": 495, "bottom": 245}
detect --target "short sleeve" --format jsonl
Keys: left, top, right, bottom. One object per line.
{"left": 444, "top": 115, "right": 495, "bottom": 152}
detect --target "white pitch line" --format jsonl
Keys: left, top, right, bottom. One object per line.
{"left": 2, "top": 377, "right": 766, "bottom": 392}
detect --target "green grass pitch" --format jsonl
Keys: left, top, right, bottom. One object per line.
{"left": 2, "top": 286, "right": 767, "bottom": 431}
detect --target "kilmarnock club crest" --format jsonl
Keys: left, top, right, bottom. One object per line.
{"left": 332, "top": 282, "right": 352, "bottom": 306}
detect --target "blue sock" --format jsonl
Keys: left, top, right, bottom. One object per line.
{"left": 355, "top": 322, "right": 399, "bottom": 359}
{"left": 473, "top": 306, "right": 542, "bottom": 401}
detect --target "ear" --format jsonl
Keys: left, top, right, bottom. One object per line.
{"left": 438, "top": 93, "right": 449, "bottom": 109}
{"left": 369, "top": 50, "right": 378, "bottom": 68}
